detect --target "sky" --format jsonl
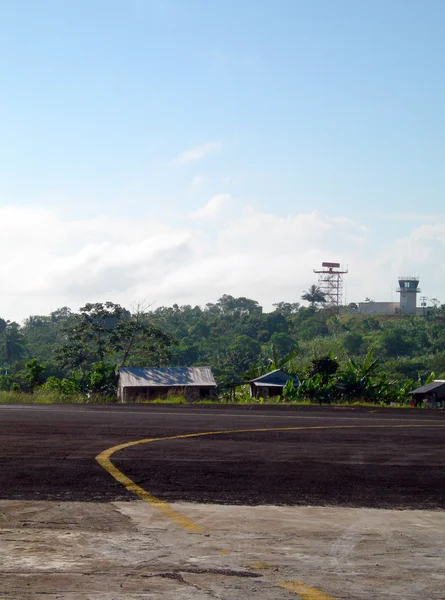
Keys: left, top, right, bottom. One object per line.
{"left": 1, "top": 0, "right": 445, "bottom": 321}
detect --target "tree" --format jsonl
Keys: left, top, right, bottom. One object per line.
{"left": 112, "top": 309, "right": 173, "bottom": 368}
{"left": 260, "top": 333, "right": 299, "bottom": 372}
{"left": 55, "top": 302, "right": 173, "bottom": 373}
{"left": 272, "top": 302, "right": 300, "bottom": 316}
{"left": 24, "top": 359, "right": 47, "bottom": 391}
{"left": 335, "top": 350, "right": 381, "bottom": 402}
{"left": 217, "top": 335, "right": 262, "bottom": 388}
{"left": 298, "top": 312, "right": 330, "bottom": 340}
{"left": 0, "top": 321, "right": 27, "bottom": 366}
{"left": 215, "top": 295, "right": 262, "bottom": 316}
{"left": 343, "top": 333, "right": 364, "bottom": 355}
{"left": 22, "top": 309, "right": 73, "bottom": 365}
{"left": 88, "top": 361, "right": 118, "bottom": 395}
{"left": 308, "top": 354, "right": 339, "bottom": 384}
{"left": 301, "top": 285, "right": 326, "bottom": 307}
{"left": 379, "top": 327, "right": 412, "bottom": 358}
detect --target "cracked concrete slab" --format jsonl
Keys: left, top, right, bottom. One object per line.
{"left": 1, "top": 500, "right": 444, "bottom": 599}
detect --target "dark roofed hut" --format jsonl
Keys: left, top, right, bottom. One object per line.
{"left": 410, "top": 380, "right": 445, "bottom": 408}
{"left": 248, "top": 369, "right": 300, "bottom": 400}
{"left": 118, "top": 367, "right": 217, "bottom": 402}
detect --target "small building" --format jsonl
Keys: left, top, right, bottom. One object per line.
{"left": 118, "top": 367, "right": 217, "bottom": 402}
{"left": 358, "top": 301, "right": 400, "bottom": 315}
{"left": 248, "top": 369, "right": 300, "bottom": 399}
{"left": 352, "top": 276, "right": 424, "bottom": 316}
{"left": 410, "top": 380, "right": 445, "bottom": 408}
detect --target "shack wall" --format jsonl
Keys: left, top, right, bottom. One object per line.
{"left": 122, "top": 385, "right": 216, "bottom": 402}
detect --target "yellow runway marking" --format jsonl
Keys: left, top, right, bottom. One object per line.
{"left": 97, "top": 439, "right": 203, "bottom": 532}
{"left": 278, "top": 579, "right": 337, "bottom": 599}
{"left": 96, "top": 423, "right": 445, "bottom": 531}
{"left": 96, "top": 423, "right": 444, "bottom": 600}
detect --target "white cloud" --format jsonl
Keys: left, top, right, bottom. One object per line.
{"left": 190, "top": 194, "right": 230, "bottom": 219}
{"left": 1, "top": 203, "right": 445, "bottom": 322}
{"left": 172, "top": 141, "right": 222, "bottom": 166}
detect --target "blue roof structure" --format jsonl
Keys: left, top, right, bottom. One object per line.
{"left": 249, "top": 369, "right": 300, "bottom": 387}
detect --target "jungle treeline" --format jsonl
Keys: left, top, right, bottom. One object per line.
{"left": 1, "top": 295, "right": 445, "bottom": 402}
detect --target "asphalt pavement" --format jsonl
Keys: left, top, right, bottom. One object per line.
{"left": 1, "top": 404, "right": 444, "bottom": 509}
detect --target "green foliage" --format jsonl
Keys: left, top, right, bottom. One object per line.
{"left": 295, "top": 373, "right": 336, "bottom": 404}
{"left": 301, "top": 285, "right": 326, "bottom": 306}
{"left": 267, "top": 333, "right": 298, "bottom": 363}
{"left": 272, "top": 302, "right": 300, "bottom": 316}
{"left": 425, "top": 371, "right": 436, "bottom": 385}
{"left": 378, "top": 327, "right": 412, "bottom": 357}
{"left": 0, "top": 374, "right": 13, "bottom": 391}
{"left": 1, "top": 294, "right": 445, "bottom": 405}
{"left": 88, "top": 361, "right": 117, "bottom": 395}
{"left": 141, "top": 395, "right": 186, "bottom": 404}
{"left": 24, "top": 359, "right": 47, "bottom": 391}
{"left": 343, "top": 332, "right": 363, "bottom": 355}
{"left": 0, "top": 320, "right": 27, "bottom": 365}
{"left": 54, "top": 302, "right": 173, "bottom": 375}
{"left": 0, "top": 390, "right": 116, "bottom": 404}
{"left": 308, "top": 355, "right": 339, "bottom": 383}
{"left": 216, "top": 335, "right": 262, "bottom": 387}
{"left": 282, "top": 378, "right": 298, "bottom": 401}
{"left": 41, "top": 376, "right": 80, "bottom": 395}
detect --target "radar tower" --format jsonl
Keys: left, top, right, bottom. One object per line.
{"left": 313, "top": 262, "right": 348, "bottom": 307}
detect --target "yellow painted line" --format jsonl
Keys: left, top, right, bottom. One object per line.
{"left": 96, "top": 423, "right": 445, "bottom": 533}
{"left": 97, "top": 423, "right": 445, "bottom": 599}
{"left": 97, "top": 439, "right": 203, "bottom": 532}
{"left": 278, "top": 579, "right": 337, "bottom": 600}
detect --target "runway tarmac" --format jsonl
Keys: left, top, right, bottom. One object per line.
{"left": 1, "top": 404, "right": 444, "bottom": 508}
{"left": 1, "top": 404, "right": 444, "bottom": 599}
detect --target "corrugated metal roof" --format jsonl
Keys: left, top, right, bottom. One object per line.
{"left": 249, "top": 369, "right": 300, "bottom": 387}
{"left": 410, "top": 380, "right": 445, "bottom": 395}
{"left": 119, "top": 367, "right": 217, "bottom": 388}
{"left": 252, "top": 382, "right": 289, "bottom": 387}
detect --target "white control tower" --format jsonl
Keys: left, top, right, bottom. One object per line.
{"left": 397, "top": 276, "right": 420, "bottom": 314}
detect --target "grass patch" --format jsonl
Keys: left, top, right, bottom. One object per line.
{"left": 140, "top": 395, "right": 187, "bottom": 404}
{"left": 0, "top": 390, "right": 117, "bottom": 404}
{"left": 0, "top": 390, "right": 420, "bottom": 408}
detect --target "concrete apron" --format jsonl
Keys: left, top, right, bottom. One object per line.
{"left": 1, "top": 500, "right": 444, "bottom": 600}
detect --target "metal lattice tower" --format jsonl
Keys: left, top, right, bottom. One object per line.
{"left": 313, "top": 262, "right": 348, "bottom": 307}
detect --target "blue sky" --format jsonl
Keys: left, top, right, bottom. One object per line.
{"left": 1, "top": 1, "right": 445, "bottom": 319}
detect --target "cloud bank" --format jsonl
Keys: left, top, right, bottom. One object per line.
{"left": 0, "top": 202, "right": 444, "bottom": 322}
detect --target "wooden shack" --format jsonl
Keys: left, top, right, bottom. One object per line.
{"left": 118, "top": 367, "right": 217, "bottom": 402}
{"left": 410, "top": 380, "right": 445, "bottom": 408}
{"left": 248, "top": 369, "right": 300, "bottom": 399}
